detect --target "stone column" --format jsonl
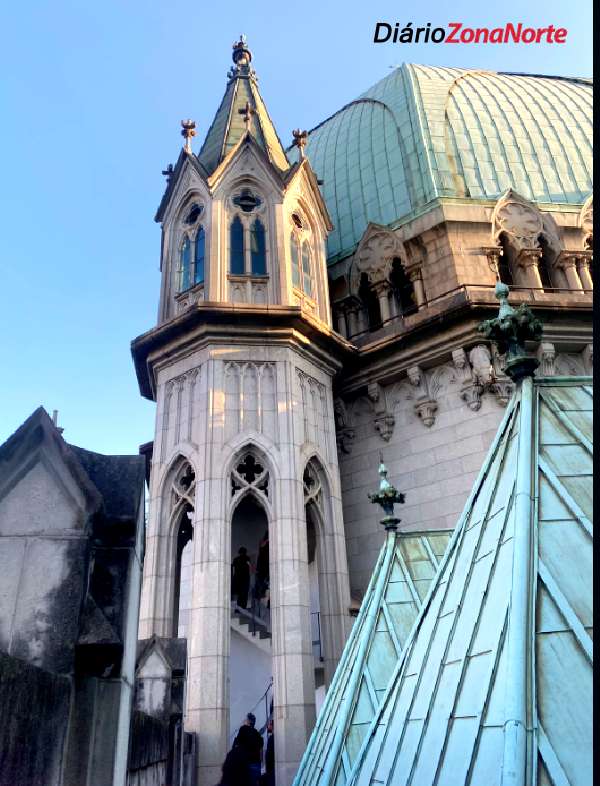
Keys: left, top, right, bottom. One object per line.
{"left": 517, "top": 249, "right": 543, "bottom": 289}
{"left": 272, "top": 474, "right": 316, "bottom": 786}
{"left": 558, "top": 253, "right": 584, "bottom": 291}
{"left": 333, "top": 304, "right": 348, "bottom": 337}
{"left": 409, "top": 268, "right": 426, "bottom": 308}
{"left": 373, "top": 281, "right": 391, "bottom": 324}
{"left": 346, "top": 306, "right": 359, "bottom": 338}
{"left": 576, "top": 253, "right": 593, "bottom": 290}
{"left": 187, "top": 474, "right": 230, "bottom": 786}
{"left": 388, "top": 290, "right": 399, "bottom": 318}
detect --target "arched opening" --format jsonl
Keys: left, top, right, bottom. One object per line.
{"left": 537, "top": 235, "right": 554, "bottom": 290}
{"left": 229, "top": 493, "right": 273, "bottom": 743}
{"left": 250, "top": 218, "right": 266, "bottom": 275}
{"left": 390, "top": 257, "right": 417, "bottom": 315}
{"left": 194, "top": 227, "right": 205, "bottom": 285}
{"left": 497, "top": 235, "right": 515, "bottom": 286}
{"left": 358, "top": 273, "right": 381, "bottom": 331}
{"left": 230, "top": 216, "right": 245, "bottom": 274}
{"left": 173, "top": 506, "right": 193, "bottom": 638}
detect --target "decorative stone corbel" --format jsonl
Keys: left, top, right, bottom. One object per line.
{"left": 536, "top": 342, "right": 556, "bottom": 376}
{"left": 582, "top": 344, "right": 593, "bottom": 375}
{"left": 334, "top": 398, "right": 355, "bottom": 454}
{"left": 407, "top": 365, "right": 437, "bottom": 427}
{"left": 367, "top": 382, "right": 395, "bottom": 441}
{"left": 452, "top": 348, "right": 483, "bottom": 411}
{"left": 468, "top": 345, "right": 494, "bottom": 388}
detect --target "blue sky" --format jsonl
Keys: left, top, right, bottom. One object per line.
{"left": 0, "top": 0, "right": 592, "bottom": 454}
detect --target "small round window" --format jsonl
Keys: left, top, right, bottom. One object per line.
{"left": 184, "top": 203, "right": 203, "bottom": 225}
{"left": 232, "top": 189, "right": 262, "bottom": 213}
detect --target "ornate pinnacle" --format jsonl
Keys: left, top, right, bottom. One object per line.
{"left": 368, "top": 454, "right": 405, "bottom": 531}
{"left": 238, "top": 101, "right": 256, "bottom": 131}
{"left": 478, "top": 283, "right": 542, "bottom": 382}
{"left": 292, "top": 129, "right": 308, "bottom": 160}
{"left": 180, "top": 119, "right": 196, "bottom": 153}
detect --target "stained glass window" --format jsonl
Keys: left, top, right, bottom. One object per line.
{"left": 230, "top": 216, "right": 245, "bottom": 274}
{"left": 250, "top": 218, "right": 266, "bottom": 275}
{"left": 180, "top": 237, "right": 191, "bottom": 291}
{"left": 195, "top": 227, "right": 205, "bottom": 284}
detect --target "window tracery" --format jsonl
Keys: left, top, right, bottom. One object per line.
{"left": 231, "top": 450, "right": 269, "bottom": 500}
{"left": 177, "top": 201, "right": 206, "bottom": 292}
{"left": 228, "top": 187, "right": 267, "bottom": 276}
{"left": 289, "top": 211, "right": 314, "bottom": 298}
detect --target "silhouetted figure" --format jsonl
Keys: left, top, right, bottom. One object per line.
{"left": 234, "top": 713, "right": 263, "bottom": 786}
{"left": 261, "top": 719, "right": 275, "bottom": 786}
{"left": 255, "top": 530, "right": 269, "bottom": 600}
{"left": 218, "top": 745, "right": 252, "bottom": 786}
{"left": 232, "top": 546, "right": 251, "bottom": 609}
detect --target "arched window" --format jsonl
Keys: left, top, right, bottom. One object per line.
{"left": 180, "top": 237, "right": 191, "bottom": 291}
{"left": 537, "top": 235, "right": 554, "bottom": 290}
{"left": 194, "top": 227, "right": 205, "bottom": 285}
{"left": 390, "top": 258, "right": 417, "bottom": 315}
{"left": 359, "top": 272, "right": 381, "bottom": 331}
{"left": 250, "top": 218, "right": 266, "bottom": 275}
{"left": 230, "top": 216, "right": 245, "bottom": 275}
{"left": 497, "top": 235, "right": 515, "bottom": 286}
{"left": 289, "top": 212, "right": 315, "bottom": 297}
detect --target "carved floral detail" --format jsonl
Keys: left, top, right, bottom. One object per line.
{"left": 492, "top": 189, "right": 543, "bottom": 252}
{"left": 367, "top": 382, "right": 395, "bottom": 441}
{"left": 334, "top": 398, "right": 355, "bottom": 454}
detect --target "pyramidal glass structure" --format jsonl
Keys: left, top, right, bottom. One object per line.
{"left": 295, "top": 375, "right": 592, "bottom": 786}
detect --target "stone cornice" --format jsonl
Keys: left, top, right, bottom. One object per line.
{"left": 131, "top": 303, "right": 356, "bottom": 400}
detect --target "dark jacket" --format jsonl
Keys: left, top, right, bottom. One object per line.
{"left": 234, "top": 724, "right": 264, "bottom": 765}
{"left": 218, "top": 746, "right": 252, "bottom": 786}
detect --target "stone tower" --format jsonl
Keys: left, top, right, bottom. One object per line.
{"left": 132, "top": 37, "right": 352, "bottom": 786}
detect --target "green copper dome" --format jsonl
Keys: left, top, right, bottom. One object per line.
{"left": 291, "top": 64, "right": 593, "bottom": 264}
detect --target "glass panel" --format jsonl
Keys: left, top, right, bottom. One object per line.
{"left": 194, "top": 227, "right": 205, "bottom": 284}
{"left": 291, "top": 236, "right": 300, "bottom": 288}
{"left": 302, "top": 242, "right": 313, "bottom": 297}
{"left": 180, "top": 237, "right": 191, "bottom": 291}
{"left": 250, "top": 218, "right": 266, "bottom": 275}
{"left": 230, "top": 216, "right": 245, "bottom": 274}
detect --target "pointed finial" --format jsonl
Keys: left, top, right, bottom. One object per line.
{"left": 238, "top": 101, "right": 256, "bottom": 131}
{"left": 478, "top": 283, "right": 543, "bottom": 382}
{"left": 232, "top": 35, "right": 252, "bottom": 66}
{"left": 52, "top": 409, "right": 64, "bottom": 435}
{"left": 368, "top": 456, "right": 405, "bottom": 531}
{"left": 181, "top": 119, "right": 196, "bottom": 153}
{"left": 292, "top": 129, "right": 308, "bottom": 160}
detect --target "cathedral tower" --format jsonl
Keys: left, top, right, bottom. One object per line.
{"left": 132, "top": 37, "right": 352, "bottom": 786}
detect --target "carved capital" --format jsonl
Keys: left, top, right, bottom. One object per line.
{"left": 515, "top": 247, "right": 542, "bottom": 270}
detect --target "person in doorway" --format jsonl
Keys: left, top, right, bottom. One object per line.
{"left": 217, "top": 744, "right": 252, "bottom": 786}
{"left": 234, "top": 712, "right": 263, "bottom": 786}
{"left": 232, "top": 546, "right": 251, "bottom": 609}
{"left": 261, "top": 719, "right": 275, "bottom": 786}
{"left": 255, "top": 530, "right": 269, "bottom": 601}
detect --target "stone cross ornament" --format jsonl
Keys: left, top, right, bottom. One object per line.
{"left": 368, "top": 455, "right": 405, "bottom": 531}
{"left": 239, "top": 101, "right": 256, "bottom": 130}
{"left": 478, "top": 282, "right": 542, "bottom": 382}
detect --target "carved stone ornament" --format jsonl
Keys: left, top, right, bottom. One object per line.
{"left": 468, "top": 345, "right": 494, "bottom": 387}
{"left": 492, "top": 189, "right": 543, "bottom": 252}
{"left": 582, "top": 344, "right": 593, "bottom": 375}
{"left": 407, "top": 365, "right": 438, "bottom": 427}
{"left": 367, "top": 382, "right": 395, "bottom": 441}
{"left": 579, "top": 194, "right": 593, "bottom": 249}
{"left": 452, "top": 348, "right": 483, "bottom": 412}
{"left": 350, "top": 224, "right": 405, "bottom": 295}
{"left": 490, "top": 379, "right": 515, "bottom": 407}
{"left": 334, "top": 398, "right": 355, "bottom": 454}
{"left": 536, "top": 342, "right": 557, "bottom": 376}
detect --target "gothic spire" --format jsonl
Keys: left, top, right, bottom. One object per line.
{"left": 197, "top": 36, "right": 290, "bottom": 175}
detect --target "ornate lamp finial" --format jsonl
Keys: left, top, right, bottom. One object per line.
{"left": 292, "top": 129, "right": 308, "bottom": 160}
{"left": 478, "top": 283, "right": 543, "bottom": 382}
{"left": 238, "top": 101, "right": 256, "bottom": 131}
{"left": 368, "top": 454, "right": 405, "bottom": 531}
{"left": 180, "top": 119, "right": 196, "bottom": 153}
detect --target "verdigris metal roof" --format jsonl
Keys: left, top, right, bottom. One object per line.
{"left": 293, "top": 530, "right": 452, "bottom": 786}
{"left": 330, "top": 377, "right": 592, "bottom": 786}
{"left": 291, "top": 65, "right": 593, "bottom": 263}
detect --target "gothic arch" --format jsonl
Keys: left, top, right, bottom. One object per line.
{"left": 227, "top": 443, "right": 274, "bottom": 520}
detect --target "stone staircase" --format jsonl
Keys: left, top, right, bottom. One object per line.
{"left": 230, "top": 604, "right": 272, "bottom": 654}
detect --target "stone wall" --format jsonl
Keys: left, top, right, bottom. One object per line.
{"left": 0, "top": 651, "right": 71, "bottom": 786}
